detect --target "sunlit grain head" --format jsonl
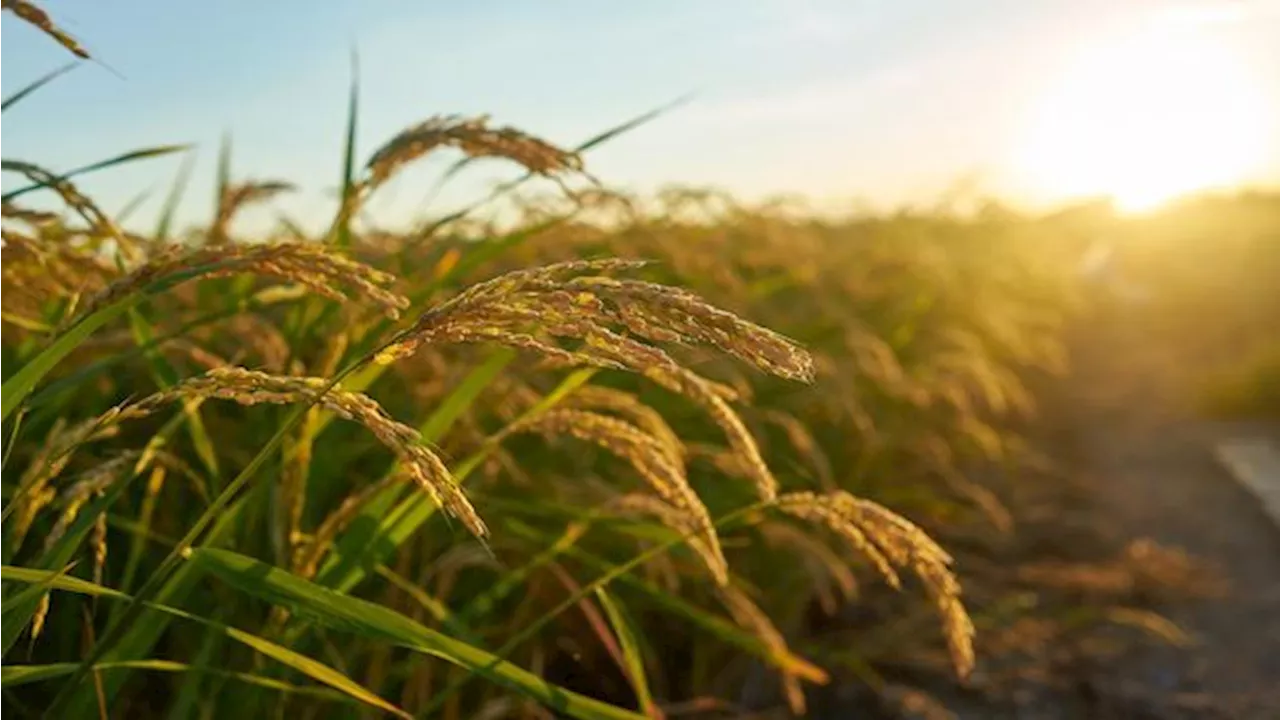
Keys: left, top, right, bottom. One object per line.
{"left": 1014, "top": 13, "right": 1271, "bottom": 212}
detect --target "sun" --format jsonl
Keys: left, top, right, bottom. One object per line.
{"left": 1014, "top": 15, "right": 1270, "bottom": 212}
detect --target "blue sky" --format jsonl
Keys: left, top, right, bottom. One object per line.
{"left": 4, "top": 0, "right": 1279, "bottom": 233}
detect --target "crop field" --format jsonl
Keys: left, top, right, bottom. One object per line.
{"left": 3, "top": 4, "right": 1279, "bottom": 719}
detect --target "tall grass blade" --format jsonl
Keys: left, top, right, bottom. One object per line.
{"left": 189, "top": 547, "right": 646, "bottom": 720}
{"left": 1, "top": 62, "right": 77, "bottom": 112}
{"left": 1, "top": 145, "right": 190, "bottom": 203}
{"left": 595, "top": 587, "right": 658, "bottom": 717}
{"left": 154, "top": 149, "right": 196, "bottom": 240}
{"left": 1, "top": 295, "right": 137, "bottom": 422}
{"left": 1, "top": 566, "right": 411, "bottom": 718}
{"left": 332, "top": 47, "right": 359, "bottom": 247}
{"left": 2, "top": 660, "right": 352, "bottom": 703}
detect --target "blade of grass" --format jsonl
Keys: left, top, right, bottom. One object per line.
{"left": 2, "top": 297, "right": 139, "bottom": 422}
{"left": 188, "top": 548, "right": 646, "bottom": 720}
{"left": 64, "top": 492, "right": 248, "bottom": 716}
{"left": 2, "top": 566, "right": 410, "bottom": 719}
{"left": 1, "top": 562, "right": 76, "bottom": 655}
{"left": 115, "top": 189, "right": 156, "bottom": 229}
{"left": 154, "top": 149, "right": 196, "bottom": 241}
{"left": 373, "top": 564, "right": 480, "bottom": 643}
{"left": 1, "top": 62, "right": 78, "bottom": 112}
{"left": 2, "top": 407, "right": 25, "bottom": 473}
{"left": 2, "top": 660, "right": 352, "bottom": 702}
{"left": 457, "top": 521, "right": 592, "bottom": 625}
{"left": 6, "top": 252, "right": 318, "bottom": 422}
{"left": 595, "top": 587, "right": 658, "bottom": 718}
{"left": 1, "top": 145, "right": 190, "bottom": 203}
{"left": 331, "top": 47, "right": 359, "bottom": 248}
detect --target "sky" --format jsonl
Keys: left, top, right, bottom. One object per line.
{"left": 3, "top": 0, "right": 1280, "bottom": 233}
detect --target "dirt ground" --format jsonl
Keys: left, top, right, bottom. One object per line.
{"left": 1048, "top": 301, "right": 1280, "bottom": 718}
{"left": 807, "top": 298, "right": 1280, "bottom": 720}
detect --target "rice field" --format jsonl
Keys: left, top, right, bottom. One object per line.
{"left": 4, "top": 5, "right": 1279, "bottom": 718}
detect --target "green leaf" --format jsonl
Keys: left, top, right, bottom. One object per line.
{"left": 332, "top": 48, "right": 360, "bottom": 247}
{"left": 47, "top": 384, "right": 334, "bottom": 715}
{"left": 1, "top": 565, "right": 410, "bottom": 719}
{"left": 154, "top": 148, "right": 196, "bottom": 240}
{"left": 574, "top": 93, "right": 694, "bottom": 154}
{"left": 25, "top": 284, "right": 304, "bottom": 411}
{"left": 418, "top": 347, "right": 516, "bottom": 443}
{"left": 595, "top": 588, "right": 657, "bottom": 717}
{"left": 188, "top": 548, "right": 645, "bottom": 720}
{"left": 2, "top": 407, "right": 26, "bottom": 473}
{"left": 214, "top": 132, "right": 232, "bottom": 222}
{"left": 2, "top": 297, "right": 138, "bottom": 422}
{"left": 2, "top": 62, "right": 78, "bottom": 112}
{"left": 1, "top": 145, "right": 190, "bottom": 203}
{"left": 1, "top": 562, "right": 75, "bottom": 655}
{"left": 2, "top": 660, "right": 350, "bottom": 703}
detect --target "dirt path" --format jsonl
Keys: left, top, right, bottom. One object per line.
{"left": 1057, "top": 303, "right": 1280, "bottom": 718}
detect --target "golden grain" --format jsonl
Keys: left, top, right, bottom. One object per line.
{"left": 2, "top": 0, "right": 89, "bottom": 58}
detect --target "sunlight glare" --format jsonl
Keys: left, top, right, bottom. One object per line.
{"left": 1015, "top": 17, "right": 1270, "bottom": 211}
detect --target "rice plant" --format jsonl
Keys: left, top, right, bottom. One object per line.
{"left": 5, "top": 5, "right": 1251, "bottom": 717}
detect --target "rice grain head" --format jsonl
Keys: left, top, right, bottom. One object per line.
{"left": 375, "top": 259, "right": 812, "bottom": 501}
{"left": 364, "top": 114, "right": 584, "bottom": 191}
{"left": 1, "top": 160, "right": 134, "bottom": 258}
{"left": 70, "top": 241, "right": 409, "bottom": 325}
{"left": 514, "top": 408, "right": 728, "bottom": 585}
{"left": 563, "top": 385, "right": 684, "bottom": 464}
{"left": 210, "top": 180, "right": 295, "bottom": 245}
{"left": 607, "top": 493, "right": 728, "bottom": 585}
{"left": 2, "top": 0, "right": 89, "bottom": 58}
{"left": 126, "top": 367, "right": 486, "bottom": 540}
{"left": 777, "top": 490, "right": 975, "bottom": 678}
{"left": 43, "top": 452, "right": 141, "bottom": 551}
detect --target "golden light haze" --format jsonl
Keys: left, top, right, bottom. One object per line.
{"left": 1013, "top": 7, "right": 1273, "bottom": 212}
